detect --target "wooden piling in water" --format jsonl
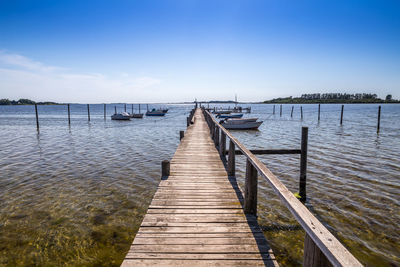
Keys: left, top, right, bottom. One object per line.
{"left": 377, "top": 105, "right": 381, "bottom": 133}
{"left": 131, "top": 104, "right": 133, "bottom": 114}
{"left": 114, "top": 106, "right": 117, "bottom": 114}
{"left": 318, "top": 104, "right": 321, "bottom": 121}
{"left": 291, "top": 106, "right": 294, "bottom": 118}
{"left": 124, "top": 104, "right": 126, "bottom": 112}
{"left": 67, "top": 104, "right": 71, "bottom": 125}
{"left": 244, "top": 158, "right": 258, "bottom": 216}
{"left": 273, "top": 105, "right": 275, "bottom": 114}
{"left": 87, "top": 104, "right": 90, "bottom": 121}
{"left": 104, "top": 104, "right": 106, "bottom": 119}
{"left": 35, "top": 104, "right": 39, "bottom": 132}
{"left": 280, "top": 104, "right": 282, "bottom": 117}
{"left": 161, "top": 160, "right": 170, "bottom": 177}
{"left": 299, "top": 127, "right": 308, "bottom": 201}
{"left": 179, "top": 130, "right": 184, "bottom": 140}
{"left": 301, "top": 106, "right": 303, "bottom": 120}
{"left": 340, "top": 105, "right": 344, "bottom": 125}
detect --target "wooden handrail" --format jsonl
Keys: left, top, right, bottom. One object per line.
{"left": 203, "top": 109, "right": 361, "bottom": 267}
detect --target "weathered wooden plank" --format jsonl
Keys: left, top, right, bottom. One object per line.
{"left": 122, "top": 259, "right": 275, "bottom": 267}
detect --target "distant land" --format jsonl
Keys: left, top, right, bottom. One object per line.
{"left": 263, "top": 93, "right": 399, "bottom": 104}
{"left": 0, "top": 98, "right": 59, "bottom": 105}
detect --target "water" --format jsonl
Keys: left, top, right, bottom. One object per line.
{"left": 0, "top": 103, "right": 399, "bottom": 266}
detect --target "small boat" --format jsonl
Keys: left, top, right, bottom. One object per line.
{"left": 216, "top": 113, "right": 243, "bottom": 119}
{"left": 129, "top": 104, "right": 144, "bottom": 118}
{"left": 162, "top": 109, "right": 169, "bottom": 113}
{"left": 226, "top": 118, "right": 258, "bottom": 123}
{"left": 111, "top": 112, "right": 131, "bottom": 120}
{"left": 221, "top": 120, "right": 263, "bottom": 130}
{"left": 146, "top": 108, "right": 166, "bottom": 116}
{"left": 130, "top": 113, "right": 144, "bottom": 118}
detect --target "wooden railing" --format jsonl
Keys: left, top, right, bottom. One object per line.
{"left": 202, "top": 108, "right": 362, "bottom": 267}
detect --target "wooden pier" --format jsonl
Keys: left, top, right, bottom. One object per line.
{"left": 122, "top": 108, "right": 277, "bottom": 266}
{"left": 122, "top": 108, "right": 362, "bottom": 267}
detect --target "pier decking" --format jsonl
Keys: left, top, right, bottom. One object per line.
{"left": 122, "top": 109, "right": 277, "bottom": 266}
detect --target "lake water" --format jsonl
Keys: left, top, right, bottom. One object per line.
{"left": 0, "top": 103, "right": 399, "bottom": 266}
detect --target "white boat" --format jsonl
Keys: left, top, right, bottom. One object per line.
{"left": 111, "top": 112, "right": 131, "bottom": 120}
{"left": 221, "top": 120, "right": 263, "bottom": 130}
{"left": 226, "top": 118, "right": 258, "bottom": 123}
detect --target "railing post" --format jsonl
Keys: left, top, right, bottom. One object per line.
{"left": 303, "top": 233, "right": 332, "bottom": 267}
{"left": 180, "top": 130, "right": 184, "bottom": 141}
{"left": 214, "top": 126, "right": 219, "bottom": 148}
{"left": 162, "top": 160, "right": 170, "bottom": 177}
{"left": 219, "top": 131, "right": 226, "bottom": 158}
{"left": 299, "top": 127, "right": 308, "bottom": 201}
{"left": 244, "top": 159, "right": 258, "bottom": 216}
{"left": 187, "top": 116, "right": 190, "bottom": 127}
{"left": 227, "top": 140, "right": 235, "bottom": 176}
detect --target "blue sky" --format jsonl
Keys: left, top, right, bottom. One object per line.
{"left": 0, "top": 0, "right": 399, "bottom": 103}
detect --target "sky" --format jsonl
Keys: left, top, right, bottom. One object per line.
{"left": 0, "top": 0, "right": 399, "bottom": 103}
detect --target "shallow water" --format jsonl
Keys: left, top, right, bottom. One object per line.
{"left": 0, "top": 103, "right": 399, "bottom": 266}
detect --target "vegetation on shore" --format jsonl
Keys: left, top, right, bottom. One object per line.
{"left": 0, "top": 98, "right": 59, "bottom": 105}
{"left": 263, "top": 93, "right": 398, "bottom": 104}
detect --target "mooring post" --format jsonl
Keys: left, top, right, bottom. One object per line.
{"left": 131, "top": 104, "right": 133, "bottom": 114}
{"left": 299, "top": 127, "right": 308, "bottom": 201}
{"left": 104, "top": 104, "right": 106, "bottom": 119}
{"left": 340, "top": 104, "right": 344, "bottom": 125}
{"left": 291, "top": 106, "right": 294, "bottom": 118}
{"left": 377, "top": 105, "right": 381, "bottom": 133}
{"left": 228, "top": 140, "right": 235, "bottom": 176}
{"left": 280, "top": 104, "right": 282, "bottom": 117}
{"left": 273, "top": 105, "right": 275, "bottom": 114}
{"left": 34, "top": 104, "right": 39, "bottom": 132}
{"left": 318, "top": 104, "right": 321, "bottom": 121}
{"left": 300, "top": 106, "right": 303, "bottom": 120}
{"left": 244, "top": 159, "right": 258, "bottom": 216}
{"left": 124, "top": 104, "right": 126, "bottom": 112}
{"left": 67, "top": 104, "right": 71, "bottom": 125}
{"left": 161, "top": 160, "right": 170, "bottom": 177}
{"left": 114, "top": 106, "right": 117, "bottom": 114}
{"left": 187, "top": 117, "right": 190, "bottom": 127}
{"left": 87, "top": 104, "right": 90, "bottom": 122}
{"left": 219, "top": 131, "right": 226, "bottom": 158}
{"left": 180, "top": 130, "right": 184, "bottom": 141}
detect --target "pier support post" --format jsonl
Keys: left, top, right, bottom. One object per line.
{"left": 180, "top": 130, "right": 184, "bottom": 141}
{"left": 299, "top": 127, "right": 308, "bottom": 201}
{"left": 35, "top": 104, "right": 39, "bottom": 132}
{"left": 303, "top": 234, "right": 332, "bottom": 267}
{"left": 280, "top": 104, "right": 282, "bottom": 117}
{"left": 291, "top": 106, "right": 294, "bottom": 118}
{"left": 219, "top": 131, "right": 226, "bottom": 158}
{"left": 228, "top": 140, "right": 235, "bottom": 176}
{"left": 87, "top": 104, "right": 90, "bottom": 122}
{"left": 340, "top": 105, "right": 344, "bottom": 125}
{"left": 244, "top": 159, "right": 258, "bottom": 216}
{"left": 162, "top": 160, "right": 170, "bottom": 177}
{"left": 104, "top": 104, "right": 106, "bottom": 120}
{"left": 377, "top": 105, "right": 381, "bottom": 133}
{"left": 187, "top": 117, "right": 190, "bottom": 127}
{"left": 273, "top": 105, "right": 275, "bottom": 114}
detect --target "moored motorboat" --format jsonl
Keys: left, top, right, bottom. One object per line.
{"left": 146, "top": 109, "right": 166, "bottom": 116}
{"left": 216, "top": 113, "right": 243, "bottom": 119}
{"left": 111, "top": 112, "right": 131, "bottom": 120}
{"left": 226, "top": 118, "right": 258, "bottom": 123}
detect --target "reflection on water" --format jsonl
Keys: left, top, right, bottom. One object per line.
{"left": 0, "top": 103, "right": 399, "bottom": 266}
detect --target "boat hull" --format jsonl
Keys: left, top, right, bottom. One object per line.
{"left": 222, "top": 121, "right": 263, "bottom": 130}
{"left": 217, "top": 114, "right": 243, "bottom": 119}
